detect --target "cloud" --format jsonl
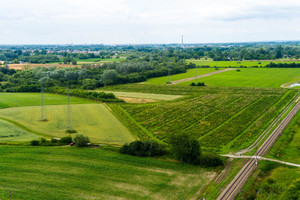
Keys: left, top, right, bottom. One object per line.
{"left": 0, "top": 0, "right": 299, "bottom": 44}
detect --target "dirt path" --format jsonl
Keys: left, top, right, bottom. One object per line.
{"left": 221, "top": 155, "right": 300, "bottom": 168}
{"left": 171, "top": 68, "right": 235, "bottom": 84}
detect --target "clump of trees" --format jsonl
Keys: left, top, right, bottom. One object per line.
{"left": 119, "top": 140, "right": 166, "bottom": 157}
{"left": 190, "top": 82, "right": 205, "bottom": 86}
{"left": 30, "top": 135, "right": 90, "bottom": 147}
{"left": 168, "top": 133, "right": 223, "bottom": 166}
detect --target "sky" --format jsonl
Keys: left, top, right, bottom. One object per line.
{"left": 0, "top": 0, "right": 299, "bottom": 44}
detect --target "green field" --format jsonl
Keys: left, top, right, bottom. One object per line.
{"left": 144, "top": 68, "right": 216, "bottom": 84}
{"left": 0, "top": 104, "right": 135, "bottom": 145}
{"left": 186, "top": 59, "right": 300, "bottom": 67}
{"left": 0, "top": 93, "right": 94, "bottom": 109}
{"left": 179, "top": 68, "right": 300, "bottom": 88}
{"left": 0, "top": 146, "right": 213, "bottom": 200}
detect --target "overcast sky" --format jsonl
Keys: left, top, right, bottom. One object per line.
{"left": 0, "top": 0, "right": 299, "bottom": 44}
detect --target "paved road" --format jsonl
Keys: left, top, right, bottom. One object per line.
{"left": 217, "top": 100, "right": 300, "bottom": 200}
{"left": 171, "top": 68, "right": 234, "bottom": 84}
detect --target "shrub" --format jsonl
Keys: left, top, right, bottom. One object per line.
{"left": 31, "top": 140, "right": 40, "bottom": 146}
{"left": 51, "top": 138, "right": 58, "bottom": 143}
{"left": 119, "top": 140, "right": 166, "bottom": 157}
{"left": 197, "top": 82, "right": 205, "bottom": 86}
{"left": 60, "top": 136, "right": 72, "bottom": 145}
{"left": 190, "top": 82, "right": 196, "bottom": 86}
{"left": 73, "top": 134, "right": 90, "bottom": 147}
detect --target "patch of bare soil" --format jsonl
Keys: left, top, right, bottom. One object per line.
{"left": 118, "top": 97, "right": 157, "bottom": 103}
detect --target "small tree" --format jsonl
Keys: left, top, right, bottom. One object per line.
{"left": 168, "top": 133, "right": 201, "bottom": 165}
{"left": 73, "top": 134, "right": 90, "bottom": 147}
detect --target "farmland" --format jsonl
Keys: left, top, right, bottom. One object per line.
{"left": 0, "top": 146, "right": 214, "bottom": 200}
{"left": 105, "top": 84, "right": 298, "bottom": 152}
{"left": 0, "top": 93, "right": 94, "bottom": 108}
{"left": 180, "top": 68, "right": 300, "bottom": 88}
{"left": 0, "top": 104, "right": 135, "bottom": 145}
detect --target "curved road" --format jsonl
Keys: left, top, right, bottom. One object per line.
{"left": 217, "top": 100, "right": 300, "bottom": 200}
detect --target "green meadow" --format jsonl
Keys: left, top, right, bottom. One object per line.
{"left": 145, "top": 68, "right": 215, "bottom": 84}
{"left": 0, "top": 146, "right": 214, "bottom": 200}
{"left": 179, "top": 68, "right": 300, "bottom": 88}
{"left": 0, "top": 93, "right": 94, "bottom": 109}
{"left": 0, "top": 104, "right": 135, "bottom": 145}
{"left": 186, "top": 59, "right": 300, "bottom": 67}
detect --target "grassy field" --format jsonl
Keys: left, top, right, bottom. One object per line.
{"left": 0, "top": 146, "right": 214, "bottom": 200}
{"left": 0, "top": 93, "right": 95, "bottom": 108}
{"left": 0, "top": 104, "right": 135, "bottom": 145}
{"left": 0, "top": 119, "right": 41, "bottom": 143}
{"left": 186, "top": 59, "right": 300, "bottom": 67}
{"left": 144, "top": 68, "right": 216, "bottom": 84}
{"left": 179, "top": 68, "right": 300, "bottom": 88}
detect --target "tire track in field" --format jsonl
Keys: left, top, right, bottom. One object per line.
{"left": 170, "top": 68, "right": 234, "bottom": 84}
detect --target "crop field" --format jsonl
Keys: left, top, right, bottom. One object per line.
{"left": 177, "top": 68, "right": 300, "bottom": 88}
{"left": 0, "top": 93, "right": 94, "bottom": 108}
{"left": 114, "top": 85, "right": 297, "bottom": 152}
{"left": 0, "top": 146, "right": 214, "bottom": 200}
{"left": 98, "top": 90, "right": 183, "bottom": 101}
{"left": 186, "top": 59, "right": 300, "bottom": 67}
{"left": 144, "top": 68, "right": 216, "bottom": 84}
{"left": 0, "top": 104, "right": 135, "bottom": 145}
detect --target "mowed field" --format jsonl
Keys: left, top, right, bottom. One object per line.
{"left": 0, "top": 146, "right": 214, "bottom": 200}
{"left": 180, "top": 68, "right": 300, "bottom": 88}
{"left": 0, "top": 93, "right": 135, "bottom": 145}
{"left": 144, "top": 68, "right": 216, "bottom": 84}
{"left": 186, "top": 59, "right": 300, "bottom": 67}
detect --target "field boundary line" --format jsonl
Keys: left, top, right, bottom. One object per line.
{"left": 170, "top": 68, "right": 234, "bottom": 84}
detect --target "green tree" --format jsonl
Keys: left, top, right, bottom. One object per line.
{"left": 168, "top": 133, "right": 201, "bottom": 165}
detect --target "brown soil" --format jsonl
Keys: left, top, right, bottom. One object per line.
{"left": 8, "top": 63, "right": 79, "bottom": 70}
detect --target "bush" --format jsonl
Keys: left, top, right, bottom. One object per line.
{"left": 200, "top": 152, "right": 223, "bottom": 167}
{"left": 31, "top": 140, "right": 40, "bottom": 146}
{"left": 168, "top": 133, "right": 201, "bottom": 165}
{"left": 190, "top": 82, "right": 196, "bottom": 86}
{"left": 119, "top": 140, "right": 166, "bottom": 157}
{"left": 73, "top": 134, "right": 90, "bottom": 147}
{"left": 60, "top": 136, "right": 72, "bottom": 145}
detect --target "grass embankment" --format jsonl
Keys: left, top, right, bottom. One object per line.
{"left": 0, "top": 146, "right": 214, "bottom": 200}
{"left": 0, "top": 104, "right": 135, "bottom": 145}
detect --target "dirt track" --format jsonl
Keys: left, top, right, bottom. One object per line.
{"left": 171, "top": 68, "right": 234, "bottom": 84}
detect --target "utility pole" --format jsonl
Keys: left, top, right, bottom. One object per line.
{"left": 67, "top": 87, "right": 72, "bottom": 131}
{"left": 195, "top": 67, "right": 198, "bottom": 84}
{"left": 40, "top": 84, "right": 46, "bottom": 121}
